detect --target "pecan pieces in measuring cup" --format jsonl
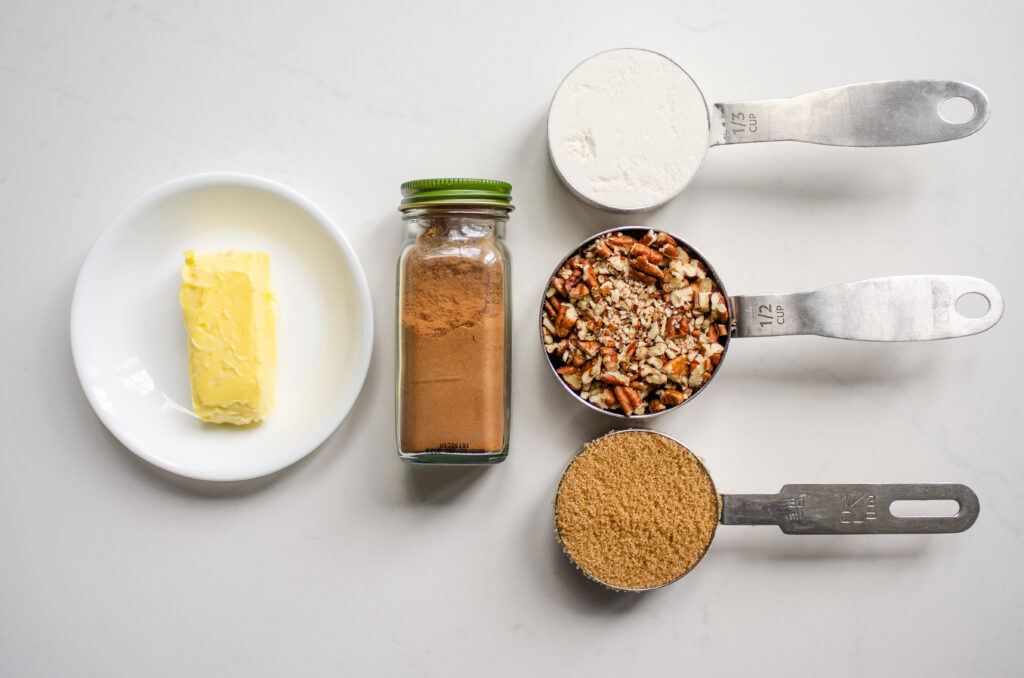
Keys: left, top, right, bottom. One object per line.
{"left": 542, "top": 229, "right": 729, "bottom": 416}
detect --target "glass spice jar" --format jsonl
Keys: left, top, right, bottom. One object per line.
{"left": 396, "top": 179, "right": 512, "bottom": 464}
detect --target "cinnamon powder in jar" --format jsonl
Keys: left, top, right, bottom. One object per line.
{"left": 396, "top": 178, "right": 512, "bottom": 463}
{"left": 400, "top": 250, "right": 505, "bottom": 452}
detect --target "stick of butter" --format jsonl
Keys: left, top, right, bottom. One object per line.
{"left": 180, "top": 250, "right": 276, "bottom": 424}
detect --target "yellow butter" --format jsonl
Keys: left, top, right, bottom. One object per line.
{"left": 180, "top": 250, "right": 275, "bottom": 424}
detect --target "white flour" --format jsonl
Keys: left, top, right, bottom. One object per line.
{"left": 548, "top": 49, "right": 710, "bottom": 211}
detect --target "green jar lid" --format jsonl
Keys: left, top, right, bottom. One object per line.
{"left": 399, "top": 178, "right": 513, "bottom": 210}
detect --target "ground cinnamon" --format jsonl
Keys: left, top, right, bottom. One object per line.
{"left": 400, "top": 242, "right": 506, "bottom": 453}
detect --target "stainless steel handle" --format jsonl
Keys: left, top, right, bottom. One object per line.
{"left": 731, "top": 275, "right": 1003, "bottom": 341}
{"left": 711, "top": 80, "right": 989, "bottom": 147}
{"left": 720, "top": 484, "right": 979, "bottom": 534}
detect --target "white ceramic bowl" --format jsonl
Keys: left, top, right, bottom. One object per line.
{"left": 71, "top": 173, "right": 373, "bottom": 481}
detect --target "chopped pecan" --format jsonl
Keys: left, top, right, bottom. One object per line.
{"left": 652, "top": 231, "right": 676, "bottom": 248}
{"left": 666, "top": 314, "right": 690, "bottom": 339}
{"left": 630, "top": 242, "right": 663, "bottom": 265}
{"left": 588, "top": 388, "right": 615, "bottom": 409}
{"left": 630, "top": 256, "right": 663, "bottom": 280}
{"left": 554, "top": 304, "right": 577, "bottom": 337}
{"left": 711, "top": 293, "right": 729, "bottom": 321}
{"left": 659, "top": 243, "right": 681, "bottom": 259}
{"left": 545, "top": 339, "right": 568, "bottom": 355}
{"left": 601, "top": 389, "right": 617, "bottom": 408}
{"left": 645, "top": 372, "right": 668, "bottom": 386}
{"left": 687, "top": 359, "right": 707, "bottom": 388}
{"left": 613, "top": 386, "right": 642, "bottom": 416}
{"left": 592, "top": 241, "right": 614, "bottom": 258}
{"left": 598, "top": 371, "right": 630, "bottom": 386}
{"left": 582, "top": 264, "right": 599, "bottom": 293}
{"left": 620, "top": 340, "right": 638, "bottom": 363}
{"left": 661, "top": 389, "right": 687, "bottom": 406}
{"left": 662, "top": 355, "right": 689, "bottom": 381}
{"left": 567, "top": 256, "right": 587, "bottom": 269}
{"left": 628, "top": 267, "right": 657, "bottom": 285}
{"left": 605, "top": 234, "right": 636, "bottom": 251}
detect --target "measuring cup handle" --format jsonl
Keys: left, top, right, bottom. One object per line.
{"left": 730, "top": 275, "right": 1003, "bottom": 341}
{"left": 720, "top": 484, "right": 979, "bottom": 534}
{"left": 711, "top": 80, "right": 989, "bottom": 147}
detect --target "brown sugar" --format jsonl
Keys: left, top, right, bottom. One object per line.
{"left": 555, "top": 430, "right": 719, "bottom": 590}
{"left": 399, "top": 246, "right": 506, "bottom": 452}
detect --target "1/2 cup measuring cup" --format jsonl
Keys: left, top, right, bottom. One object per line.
{"left": 540, "top": 227, "right": 1003, "bottom": 418}
{"left": 554, "top": 429, "right": 980, "bottom": 592}
{"left": 547, "top": 48, "right": 990, "bottom": 212}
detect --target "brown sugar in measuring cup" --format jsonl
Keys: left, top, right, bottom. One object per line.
{"left": 555, "top": 429, "right": 980, "bottom": 592}
{"left": 555, "top": 430, "right": 719, "bottom": 591}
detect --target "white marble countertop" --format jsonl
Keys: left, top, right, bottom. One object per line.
{"left": 2, "top": 1, "right": 1021, "bottom": 675}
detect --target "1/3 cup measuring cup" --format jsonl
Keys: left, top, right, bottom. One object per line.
{"left": 554, "top": 429, "right": 980, "bottom": 592}
{"left": 547, "top": 48, "right": 990, "bottom": 212}
{"left": 540, "top": 227, "right": 1003, "bottom": 418}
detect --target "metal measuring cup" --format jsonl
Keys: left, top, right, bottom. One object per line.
{"left": 540, "top": 226, "right": 1003, "bottom": 418}
{"left": 554, "top": 429, "right": 980, "bottom": 592}
{"left": 547, "top": 48, "right": 990, "bottom": 212}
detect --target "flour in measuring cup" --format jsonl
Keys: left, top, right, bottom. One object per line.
{"left": 548, "top": 49, "right": 710, "bottom": 211}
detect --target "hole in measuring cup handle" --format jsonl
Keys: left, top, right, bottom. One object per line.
{"left": 955, "top": 292, "right": 990, "bottom": 319}
{"left": 939, "top": 96, "right": 977, "bottom": 124}
{"left": 889, "top": 499, "right": 962, "bottom": 518}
